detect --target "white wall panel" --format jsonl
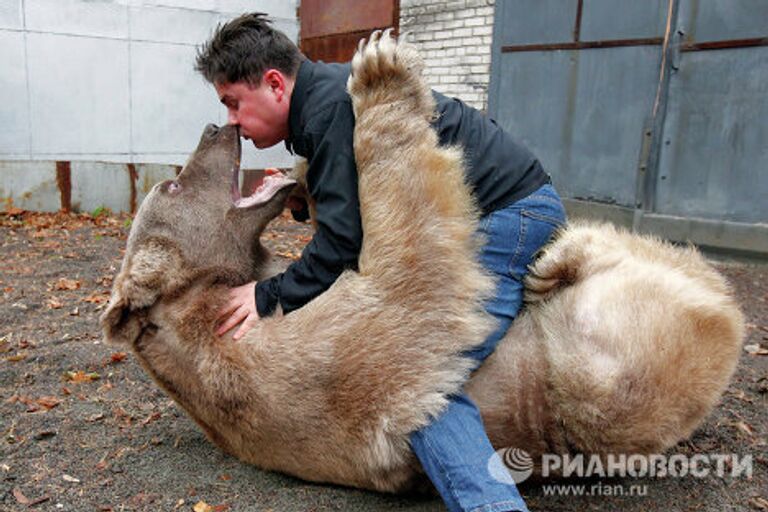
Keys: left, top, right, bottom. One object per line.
{"left": 0, "top": 160, "right": 59, "bottom": 211}
{"left": 130, "top": 5, "right": 219, "bottom": 44}
{"left": 219, "top": 0, "right": 297, "bottom": 20}
{"left": 0, "top": 31, "right": 30, "bottom": 155}
{"left": 0, "top": 0, "right": 23, "bottom": 30}
{"left": 2, "top": 0, "right": 298, "bottom": 172}
{"left": 130, "top": 41, "right": 219, "bottom": 154}
{"left": 25, "top": 0, "right": 129, "bottom": 38}
{"left": 138, "top": 0, "right": 218, "bottom": 11}
{"left": 240, "top": 139, "right": 295, "bottom": 170}
{"left": 27, "top": 33, "right": 130, "bottom": 155}
{"left": 71, "top": 161, "right": 133, "bottom": 212}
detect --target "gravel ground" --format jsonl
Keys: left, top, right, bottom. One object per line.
{"left": 1, "top": 210, "right": 766, "bottom": 511}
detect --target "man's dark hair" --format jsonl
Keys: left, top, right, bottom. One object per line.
{"left": 195, "top": 12, "right": 303, "bottom": 85}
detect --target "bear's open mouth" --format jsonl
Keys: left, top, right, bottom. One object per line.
{"left": 230, "top": 138, "right": 296, "bottom": 209}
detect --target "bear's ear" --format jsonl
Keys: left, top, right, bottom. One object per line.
{"left": 101, "top": 294, "right": 144, "bottom": 346}
{"left": 100, "top": 238, "right": 187, "bottom": 345}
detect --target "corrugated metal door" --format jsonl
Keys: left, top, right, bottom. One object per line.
{"left": 488, "top": 0, "right": 768, "bottom": 255}
{"left": 299, "top": 0, "right": 399, "bottom": 63}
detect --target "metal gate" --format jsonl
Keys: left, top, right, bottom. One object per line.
{"left": 488, "top": 0, "right": 768, "bottom": 256}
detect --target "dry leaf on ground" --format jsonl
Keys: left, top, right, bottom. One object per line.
{"left": 47, "top": 297, "right": 63, "bottom": 309}
{"left": 193, "top": 501, "right": 214, "bottom": 512}
{"left": 744, "top": 344, "right": 768, "bottom": 356}
{"left": 110, "top": 352, "right": 128, "bottom": 363}
{"left": 64, "top": 370, "right": 101, "bottom": 383}
{"left": 52, "top": 278, "right": 81, "bottom": 291}
{"left": 36, "top": 396, "right": 61, "bottom": 410}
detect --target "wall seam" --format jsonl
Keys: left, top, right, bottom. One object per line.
{"left": 127, "top": 2, "right": 134, "bottom": 163}
{"left": 21, "top": 0, "right": 33, "bottom": 160}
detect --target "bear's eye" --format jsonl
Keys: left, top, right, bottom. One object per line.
{"left": 167, "top": 181, "right": 182, "bottom": 194}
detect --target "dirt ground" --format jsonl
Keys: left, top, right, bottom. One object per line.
{"left": 1, "top": 209, "right": 766, "bottom": 512}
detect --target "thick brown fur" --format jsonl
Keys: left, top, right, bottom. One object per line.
{"left": 101, "top": 32, "right": 744, "bottom": 492}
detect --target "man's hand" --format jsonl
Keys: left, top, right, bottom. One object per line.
{"left": 217, "top": 281, "right": 259, "bottom": 341}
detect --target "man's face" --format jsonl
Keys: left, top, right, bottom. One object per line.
{"left": 215, "top": 72, "right": 291, "bottom": 149}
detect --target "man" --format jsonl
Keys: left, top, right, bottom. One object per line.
{"left": 196, "top": 12, "right": 565, "bottom": 512}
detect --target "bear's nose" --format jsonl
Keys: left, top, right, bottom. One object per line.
{"left": 204, "top": 124, "right": 220, "bottom": 137}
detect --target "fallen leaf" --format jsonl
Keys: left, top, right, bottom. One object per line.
{"left": 62, "top": 474, "right": 80, "bottom": 483}
{"left": 53, "top": 278, "right": 81, "bottom": 291}
{"left": 36, "top": 240, "right": 62, "bottom": 250}
{"left": 113, "top": 407, "right": 133, "bottom": 427}
{"left": 276, "top": 250, "right": 301, "bottom": 260}
{"left": 141, "top": 411, "right": 161, "bottom": 426}
{"left": 213, "top": 505, "right": 230, "bottom": 512}
{"left": 128, "top": 492, "right": 159, "bottom": 507}
{"left": 744, "top": 344, "right": 768, "bottom": 356}
{"left": 218, "top": 474, "right": 232, "bottom": 481}
{"left": 734, "top": 421, "right": 755, "bottom": 437}
{"left": 193, "top": 501, "right": 214, "bottom": 512}
{"left": 729, "top": 389, "right": 754, "bottom": 404}
{"left": 750, "top": 496, "right": 768, "bottom": 510}
{"left": 36, "top": 396, "right": 61, "bottom": 410}
{"left": 61, "top": 386, "right": 72, "bottom": 395}
{"left": 174, "top": 498, "right": 185, "bottom": 510}
{"left": 12, "top": 488, "right": 30, "bottom": 505}
{"left": 83, "top": 292, "right": 110, "bottom": 304}
{"left": 110, "top": 352, "right": 128, "bottom": 363}
{"left": 87, "top": 413, "right": 105, "bottom": 422}
{"left": 9, "top": 395, "right": 41, "bottom": 413}
{"left": 64, "top": 370, "right": 101, "bottom": 383}
{"left": 47, "top": 297, "right": 63, "bottom": 309}
{"left": 5, "top": 352, "right": 27, "bottom": 362}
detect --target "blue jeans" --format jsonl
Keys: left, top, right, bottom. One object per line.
{"left": 409, "top": 184, "right": 566, "bottom": 512}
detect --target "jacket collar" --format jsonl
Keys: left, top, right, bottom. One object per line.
{"left": 285, "top": 59, "right": 311, "bottom": 154}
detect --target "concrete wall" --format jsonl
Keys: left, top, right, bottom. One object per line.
{"left": 0, "top": 0, "right": 297, "bottom": 169}
{"left": 400, "top": 0, "right": 495, "bottom": 111}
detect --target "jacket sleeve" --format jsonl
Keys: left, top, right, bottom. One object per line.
{"left": 255, "top": 102, "right": 362, "bottom": 316}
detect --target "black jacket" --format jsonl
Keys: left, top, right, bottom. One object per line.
{"left": 255, "top": 59, "right": 550, "bottom": 317}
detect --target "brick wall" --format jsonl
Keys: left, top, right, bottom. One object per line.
{"left": 400, "top": 0, "right": 495, "bottom": 111}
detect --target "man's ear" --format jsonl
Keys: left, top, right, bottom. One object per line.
{"left": 263, "top": 69, "right": 287, "bottom": 101}
{"left": 100, "top": 238, "right": 187, "bottom": 345}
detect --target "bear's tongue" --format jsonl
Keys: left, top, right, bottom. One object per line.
{"left": 234, "top": 169, "right": 296, "bottom": 209}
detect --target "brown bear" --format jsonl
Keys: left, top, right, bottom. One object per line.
{"left": 101, "top": 32, "right": 743, "bottom": 493}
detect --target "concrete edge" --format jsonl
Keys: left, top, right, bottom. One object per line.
{"left": 563, "top": 198, "right": 768, "bottom": 259}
